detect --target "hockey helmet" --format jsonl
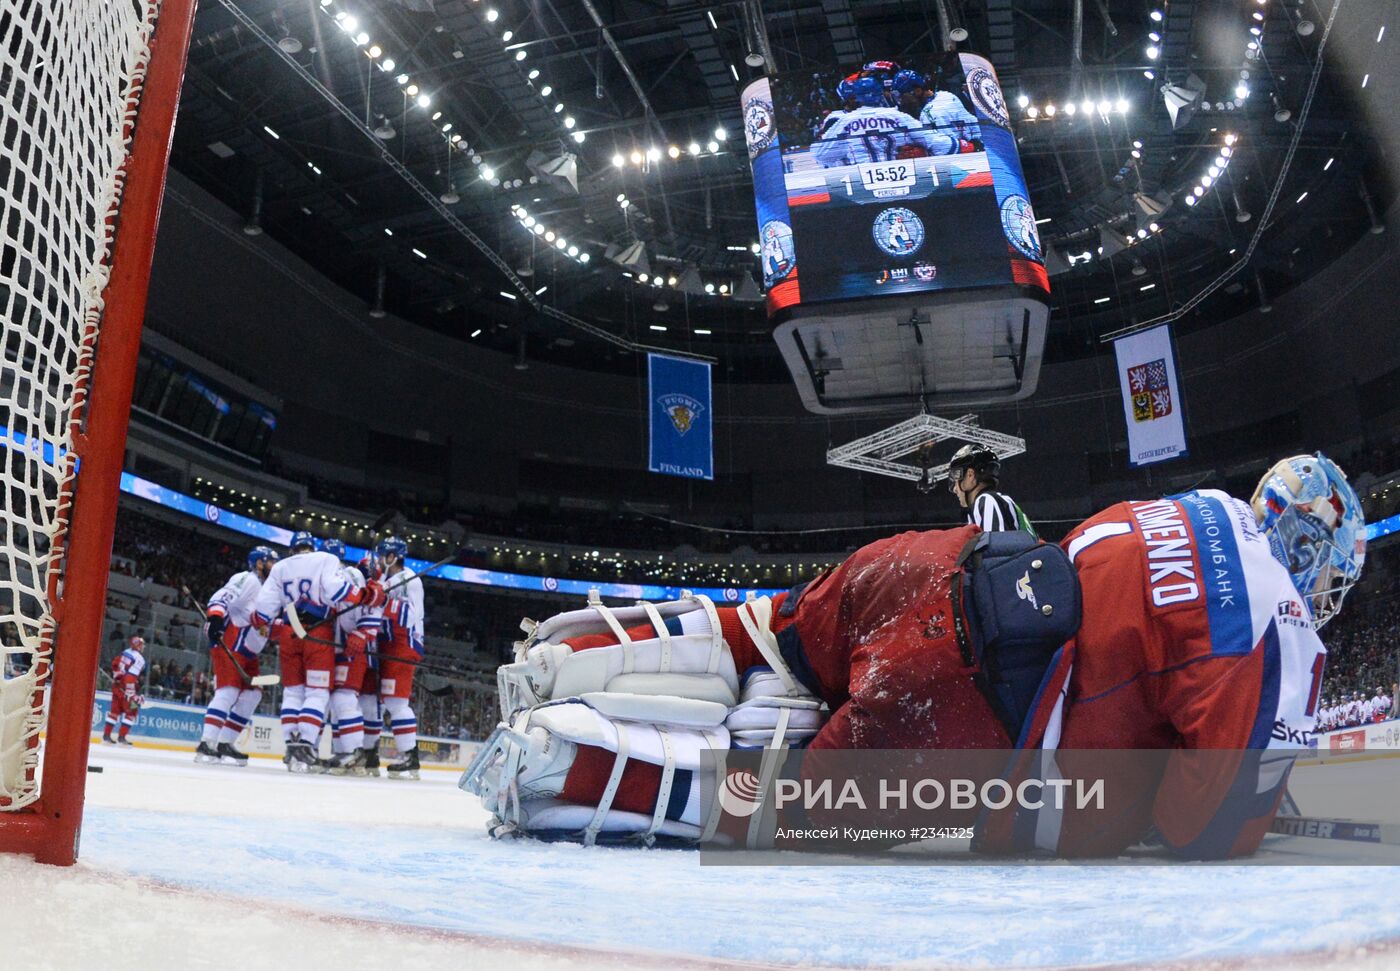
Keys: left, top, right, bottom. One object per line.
{"left": 892, "top": 69, "right": 930, "bottom": 96}
{"left": 837, "top": 74, "right": 885, "bottom": 107}
{"left": 947, "top": 444, "right": 1001, "bottom": 491}
{"left": 128, "top": 635, "right": 145, "bottom": 652}
{"left": 375, "top": 535, "right": 408, "bottom": 566}
{"left": 289, "top": 530, "right": 318, "bottom": 553}
{"left": 1251, "top": 452, "right": 1365, "bottom": 629}
{"left": 321, "top": 538, "right": 348, "bottom": 561}
{"left": 247, "top": 545, "right": 279, "bottom": 571}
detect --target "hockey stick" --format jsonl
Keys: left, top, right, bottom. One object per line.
{"left": 319, "top": 544, "right": 469, "bottom": 628}
{"left": 182, "top": 585, "right": 281, "bottom": 688}
{"left": 1269, "top": 814, "right": 1400, "bottom": 846}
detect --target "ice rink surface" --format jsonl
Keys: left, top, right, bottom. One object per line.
{"left": 10, "top": 744, "right": 1400, "bottom": 971}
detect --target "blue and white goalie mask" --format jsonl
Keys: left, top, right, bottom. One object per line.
{"left": 1251, "top": 453, "right": 1366, "bottom": 629}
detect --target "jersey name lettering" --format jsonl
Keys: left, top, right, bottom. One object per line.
{"left": 1132, "top": 499, "right": 1200, "bottom": 606}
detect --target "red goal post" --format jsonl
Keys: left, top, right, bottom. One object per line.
{"left": 0, "top": 0, "right": 196, "bottom": 865}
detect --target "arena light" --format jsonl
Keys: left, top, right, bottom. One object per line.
{"left": 396, "top": 73, "right": 408, "bottom": 84}
{"left": 502, "top": 30, "right": 513, "bottom": 42}
{"left": 417, "top": 94, "right": 431, "bottom": 108}
{"left": 540, "top": 85, "right": 552, "bottom": 97}
{"left": 499, "top": 290, "right": 517, "bottom": 300}
{"left": 714, "top": 126, "right": 727, "bottom": 141}
{"left": 688, "top": 141, "right": 701, "bottom": 155}
{"left": 706, "top": 140, "right": 719, "bottom": 153}
{"left": 612, "top": 154, "right": 624, "bottom": 167}
{"left": 1146, "top": 45, "right": 1160, "bottom": 60}
{"left": 1016, "top": 93, "right": 1030, "bottom": 108}
{"left": 1026, "top": 105, "right": 1039, "bottom": 118}
{"left": 367, "top": 44, "right": 381, "bottom": 58}
{"left": 528, "top": 68, "right": 539, "bottom": 79}
{"left": 1150, "top": 8, "right": 1163, "bottom": 21}
{"left": 572, "top": 131, "right": 585, "bottom": 143}
{"left": 485, "top": 8, "right": 498, "bottom": 21}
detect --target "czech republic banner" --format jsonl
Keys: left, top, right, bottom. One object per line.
{"left": 648, "top": 353, "right": 714, "bottom": 481}
{"left": 1114, "top": 323, "right": 1187, "bottom": 467}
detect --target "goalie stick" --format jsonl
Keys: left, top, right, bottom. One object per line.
{"left": 1269, "top": 814, "right": 1400, "bottom": 846}
{"left": 181, "top": 585, "right": 281, "bottom": 688}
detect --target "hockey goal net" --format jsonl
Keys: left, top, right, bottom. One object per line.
{"left": 0, "top": 0, "right": 194, "bottom": 864}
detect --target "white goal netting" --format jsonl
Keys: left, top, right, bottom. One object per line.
{"left": 0, "top": 0, "right": 161, "bottom": 809}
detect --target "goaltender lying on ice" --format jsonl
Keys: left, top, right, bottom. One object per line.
{"left": 461, "top": 453, "right": 1367, "bottom": 859}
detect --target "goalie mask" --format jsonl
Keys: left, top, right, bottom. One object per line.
{"left": 1251, "top": 453, "right": 1365, "bottom": 629}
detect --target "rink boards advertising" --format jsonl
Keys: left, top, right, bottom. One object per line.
{"left": 91, "top": 691, "right": 479, "bottom": 766}
{"left": 743, "top": 51, "right": 1049, "bottom": 316}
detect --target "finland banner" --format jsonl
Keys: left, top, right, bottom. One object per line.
{"left": 1114, "top": 324, "right": 1187, "bottom": 466}
{"left": 648, "top": 353, "right": 714, "bottom": 481}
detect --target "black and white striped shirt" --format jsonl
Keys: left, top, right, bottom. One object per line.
{"left": 966, "top": 490, "right": 1036, "bottom": 537}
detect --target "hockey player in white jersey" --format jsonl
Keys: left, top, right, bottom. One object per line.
{"left": 811, "top": 75, "right": 954, "bottom": 167}
{"left": 195, "top": 545, "right": 279, "bottom": 765}
{"left": 374, "top": 536, "right": 426, "bottom": 779}
{"left": 321, "top": 539, "right": 384, "bottom": 775}
{"left": 892, "top": 69, "right": 980, "bottom": 150}
{"left": 253, "top": 531, "right": 384, "bottom": 773}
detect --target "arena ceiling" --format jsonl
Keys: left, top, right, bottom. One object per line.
{"left": 173, "top": 0, "right": 1393, "bottom": 378}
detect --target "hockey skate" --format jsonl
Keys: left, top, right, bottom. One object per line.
{"left": 194, "top": 741, "right": 220, "bottom": 764}
{"left": 102, "top": 733, "right": 115, "bottom": 745}
{"left": 362, "top": 748, "right": 381, "bottom": 777}
{"left": 286, "top": 740, "right": 326, "bottom": 774}
{"left": 217, "top": 742, "right": 249, "bottom": 767}
{"left": 386, "top": 746, "right": 420, "bottom": 780}
{"left": 116, "top": 736, "right": 134, "bottom": 746}
{"left": 327, "top": 749, "right": 367, "bottom": 776}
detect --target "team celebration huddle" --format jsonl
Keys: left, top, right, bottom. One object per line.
{"left": 106, "top": 534, "right": 427, "bottom": 779}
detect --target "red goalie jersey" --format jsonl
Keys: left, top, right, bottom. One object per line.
{"left": 548, "top": 490, "right": 1321, "bottom": 858}
{"left": 980, "top": 489, "right": 1325, "bottom": 858}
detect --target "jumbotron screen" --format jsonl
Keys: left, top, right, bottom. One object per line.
{"left": 742, "top": 52, "right": 1049, "bottom": 317}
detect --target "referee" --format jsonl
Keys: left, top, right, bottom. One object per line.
{"left": 947, "top": 445, "right": 1037, "bottom": 537}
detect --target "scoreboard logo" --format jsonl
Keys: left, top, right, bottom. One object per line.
{"left": 744, "top": 97, "right": 776, "bottom": 157}
{"left": 871, "top": 207, "right": 924, "bottom": 257}
{"left": 1000, "top": 194, "right": 1042, "bottom": 260}
{"left": 966, "top": 63, "right": 1010, "bottom": 128}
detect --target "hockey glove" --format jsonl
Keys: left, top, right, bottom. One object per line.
{"left": 356, "top": 580, "right": 387, "bottom": 610}
{"left": 206, "top": 613, "right": 227, "bottom": 647}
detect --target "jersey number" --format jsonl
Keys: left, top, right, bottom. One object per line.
{"left": 282, "top": 577, "right": 314, "bottom": 603}
{"left": 1304, "top": 653, "right": 1325, "bottom": 718}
